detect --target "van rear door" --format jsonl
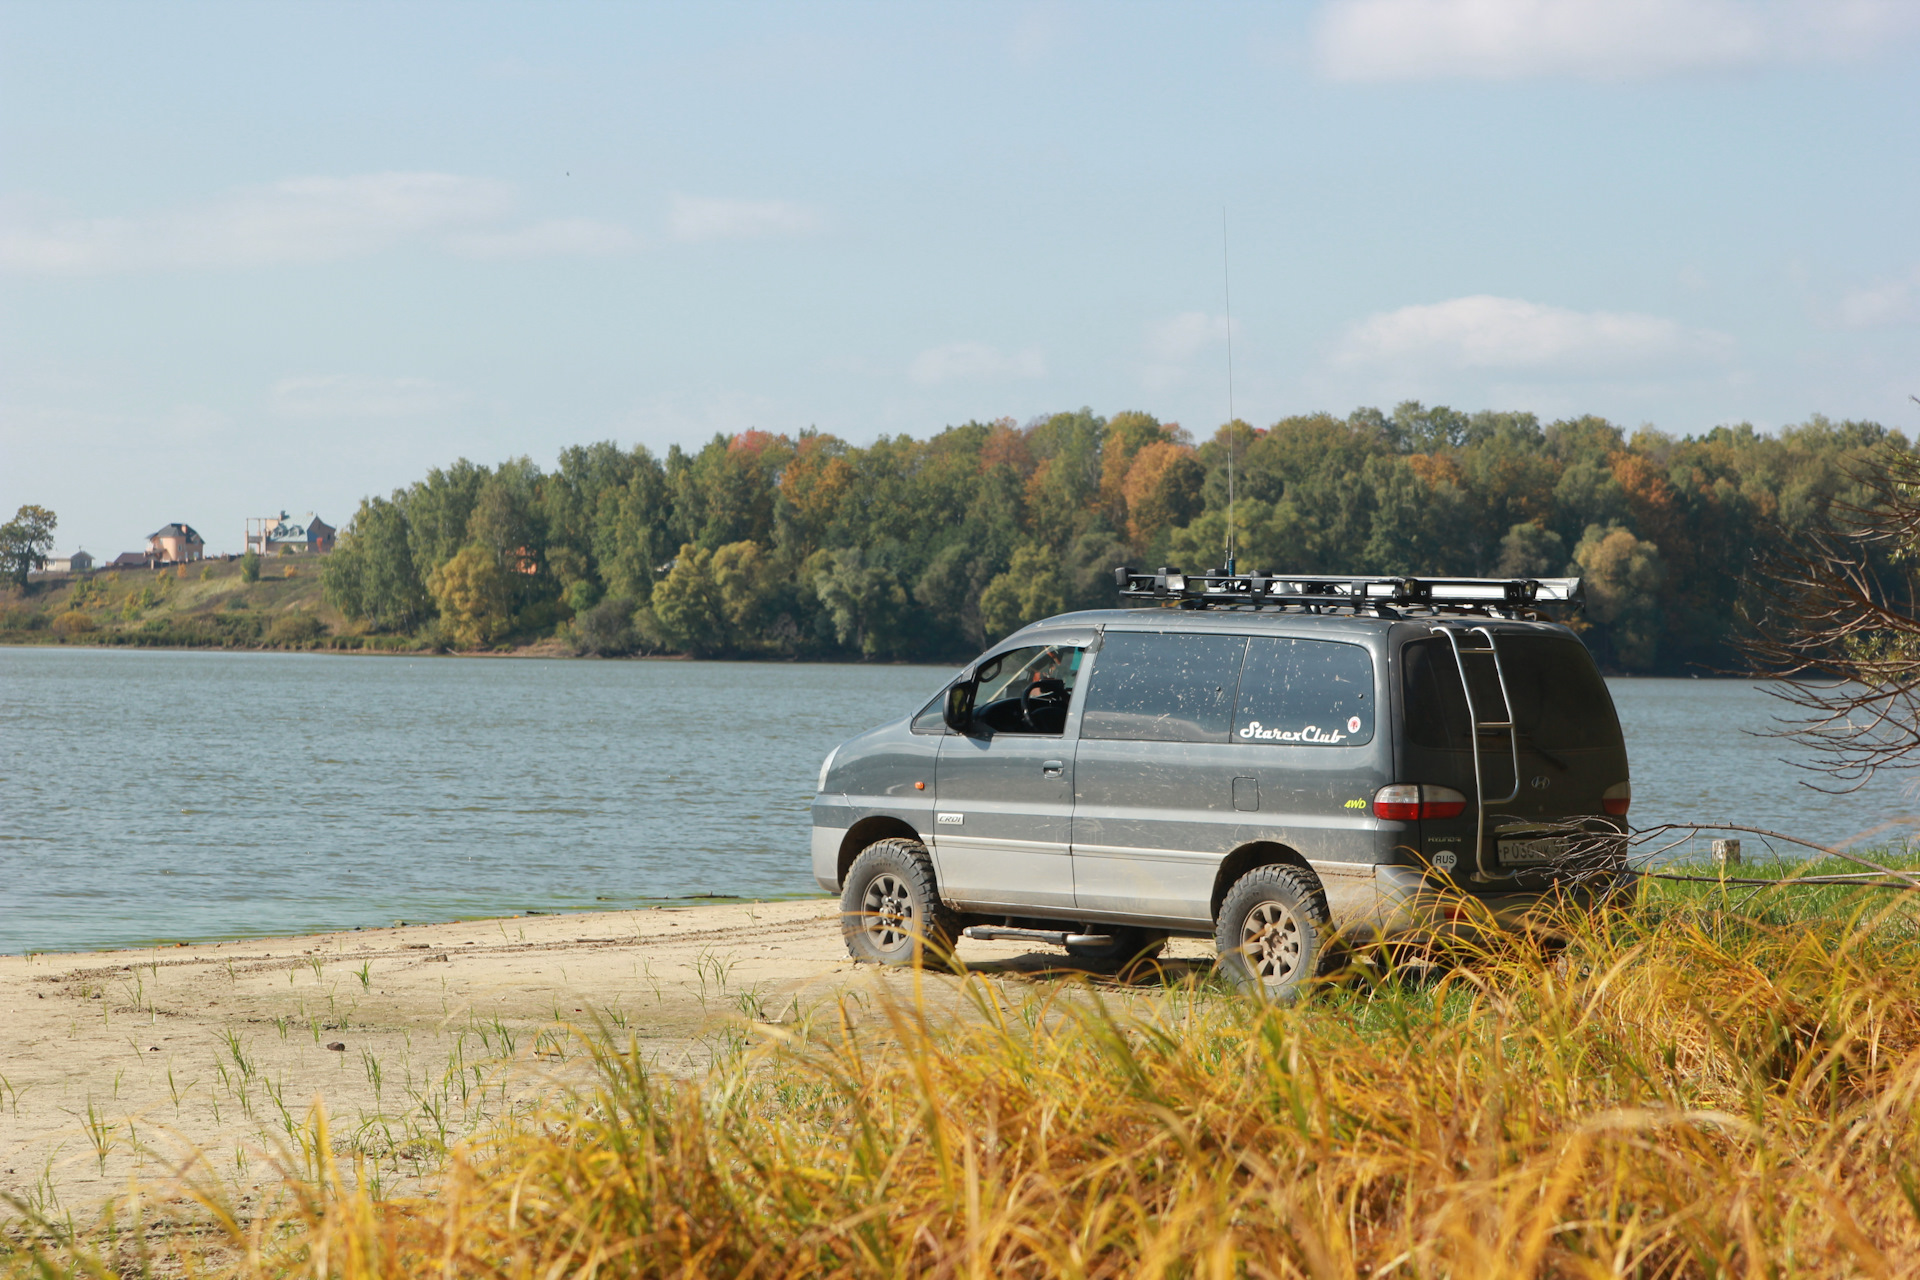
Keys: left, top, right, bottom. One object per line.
{"left": 1398, "top": 628, "right": 1628, "bottom": 880}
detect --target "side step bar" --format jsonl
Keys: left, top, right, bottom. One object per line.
{"left": 962, "top": 926, "right": 1114, "bottom": 948}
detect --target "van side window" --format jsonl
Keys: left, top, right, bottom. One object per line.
{"left": 969, "top": 643, "right": 1084, "bottom": 735}
{"left": 1234, "top": 638, "right": 1374, "bottom": 746}
{"left": 1080, "top": 632, "right": 1248, "bottom": 742}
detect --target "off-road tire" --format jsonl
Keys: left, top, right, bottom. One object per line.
{"left": 1064, "top": 927, "right": 1168, "bottom": 968}
{"left": 840, "top": 838, "right": 959, "bottom": 966}
{"left": 1215, "top": 864, "right": 1333, "bottom": 1000}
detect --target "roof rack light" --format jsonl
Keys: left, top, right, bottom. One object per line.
{"left": 1112, "top": 566, "right": 1581, "bottom": 617}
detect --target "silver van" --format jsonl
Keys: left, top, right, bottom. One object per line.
{"left": 811, "top": 571, "right": 1630, "bottom": 997}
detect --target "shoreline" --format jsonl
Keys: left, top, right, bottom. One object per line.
{"left": 0, "top": 634, "right": 957, "bottom": 665}
{"left": 8, "top": 892, "right": 840, "bottom": 960}
{"left": 0, "top": 636, "right": 1767, "bottom": 678}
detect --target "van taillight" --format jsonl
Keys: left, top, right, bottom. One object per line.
{"left": 1373, "top": 784, "right": 1468, "bottom": 821}
{"left": 1602, "top": 781, "right": 1631, "bottom": 816}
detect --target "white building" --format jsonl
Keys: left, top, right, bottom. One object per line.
{"left": 34, "top": 550, "right": 94, "bottom": 575}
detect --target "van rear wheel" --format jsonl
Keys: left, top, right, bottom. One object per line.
{"left": 1215, "top": 865, "right": 1332, "bottom": 1000}
{"left": 840, "top": 838, "right": 958, "bottom": 966}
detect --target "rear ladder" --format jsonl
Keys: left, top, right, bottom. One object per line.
{"left": 1431, "top": 624, "right": 1521, "bottom": 881}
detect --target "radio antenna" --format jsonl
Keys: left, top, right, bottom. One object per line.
{"left": 1222, "top": 207, "right": 1236, "bottom": 576}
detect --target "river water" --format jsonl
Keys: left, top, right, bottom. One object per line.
{"left": 4, "top": 647, "right": 1916, "bottom": 954}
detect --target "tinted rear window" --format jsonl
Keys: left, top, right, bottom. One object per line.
{"left": 1234, "top": 637, "right": 1375, "bottom": 746}
{"left": 1403, "top": 634, "right": 1619, "bottom": 752}
{"left": 1081, "top": 632, "right": 1247, "bottom": 742}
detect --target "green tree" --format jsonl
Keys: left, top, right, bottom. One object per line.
{"left": 711, "top": 540, "right": 777, "bottom": 641}
{"left": 543, "top": 440, "right": 641, "bottom": 592}
{"left": 324, "top": 497, "right": 431, "bottom": 631}
{"left": 651, "top": 544, "right": 728, "bottom": 655}
{"left": 593, "top": 450, "right": 673, "bottom": 603}
{"left": 1574, "top": 523, "right": 1665, "bottom": 669}
{"left": 570, "top": 597, "right": 639, "bottom": 657}
{"left": 669, "top": 433, "right": 788, "bottom": 550}
{"left": 979, "top": 543, "right": 1072, "bottom": 642}
{"left": 404, "top": 459, "right": 491, "bottom": 580}
{"left": 1363, "top": 457, "right": 1470, "bottom": 576}
{"left": 0, "top": 504, "right": 56, "bottom": 588}
{"left": 426, "top": 546, "right": 514, "bottom": 649}
{"left": 240, "top": 551, "right": 261, "bottom": 583}
{"left": 1496, "top": 521, "right": 1569, "bottom": 578}
{"left": 812, "top": 547, "right": 910, "bottom": 657}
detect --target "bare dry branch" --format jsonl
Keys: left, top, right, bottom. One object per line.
{"left": 1738, "top": 443, "right": 1920, "bottom": 787}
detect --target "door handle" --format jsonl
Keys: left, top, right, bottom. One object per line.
{"left": 1041, "top": 760, "right": 1065, "bottom": 778}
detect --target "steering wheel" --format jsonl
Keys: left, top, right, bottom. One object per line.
{"left": 1020, "top": 677, "right": 1067, "bottom": 728}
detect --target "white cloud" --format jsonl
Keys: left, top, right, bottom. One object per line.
{"left": 907, "top": 342, "right": 1047, "bottom": 385}
{"left": 1835, "top": 271, "right": 1920, "bottom": 329}
{"left": 1141, "top": 311, "right": 1234, "bottom": 391}
{"left": 1333, "top": 295, "right": 1733, "bottom": 374}
{"left": 270, "top": 375, "right": 465, "bottom": 420}
{"left": 1315, "top": 0, "right": 1919, "bottom": 81}
{"left": 0, "top": 173, "right": 637, "bottom": 273}
{"left": 668, "top": 194, "right": 824, "bottom": 243}
{"left": 446, "top": 217, "right": 638, "bottom": 260}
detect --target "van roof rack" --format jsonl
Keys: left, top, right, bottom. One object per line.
{"left": 1113, "top": 566, "right": 1582, "bottom": 618}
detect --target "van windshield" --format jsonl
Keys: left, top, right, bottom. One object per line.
{"left": 1402, "top": 634, "right": 1619, "bottom": 753}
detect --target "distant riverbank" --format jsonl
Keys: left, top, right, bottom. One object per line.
{"left": 0, "top": 561, "right": 926, "bottom": 661}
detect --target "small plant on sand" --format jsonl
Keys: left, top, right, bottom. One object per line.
{"left": 80, "top": 1100, "right": 113, "bottom": 1174}
{"left": 221, "top": 1028, "right": 255, "bottom": 1080}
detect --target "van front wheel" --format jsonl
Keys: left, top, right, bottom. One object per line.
{"left": 1215, "top": 865, "right": 1332, "bottom": 1000}
{"left": 840, "top": 838, "right": 958, "bottom": 966}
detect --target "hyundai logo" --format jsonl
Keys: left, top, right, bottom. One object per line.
{"left": 1530, "top": 775, "right": 1551, "bottom": 790}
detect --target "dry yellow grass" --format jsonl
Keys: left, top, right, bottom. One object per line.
{"left": 9, "top": 870, "right": 1920, "bottom": 1278}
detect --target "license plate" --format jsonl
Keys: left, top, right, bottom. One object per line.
{"left": 1498, "top": 837, "right": 1566, "bottom": 866}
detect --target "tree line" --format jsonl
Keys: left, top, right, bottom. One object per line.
{"left": 318, "top": 403, "right": 1906, "bottom": 672}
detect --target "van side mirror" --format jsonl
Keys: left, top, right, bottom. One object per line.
{"left": 943, "top": 679, "right": 977, "bottom": 734}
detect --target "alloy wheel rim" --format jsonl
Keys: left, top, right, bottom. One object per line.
{"left": 862, "top": 873, "right": 916, "bottom": 951}
{"left": 1241, "top": 900, "right": 1304, "bottom": 985}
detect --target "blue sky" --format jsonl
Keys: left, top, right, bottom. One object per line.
{"left": 4, "top": 0, "right": 1918, "bottom": 557}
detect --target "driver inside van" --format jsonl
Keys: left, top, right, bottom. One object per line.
{"left": 973, "top": 643, "right": 1081, "bottom": 733}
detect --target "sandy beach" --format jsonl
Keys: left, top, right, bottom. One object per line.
{"left": 0, "top": 899, "right": 1212, "bottom": 1220}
